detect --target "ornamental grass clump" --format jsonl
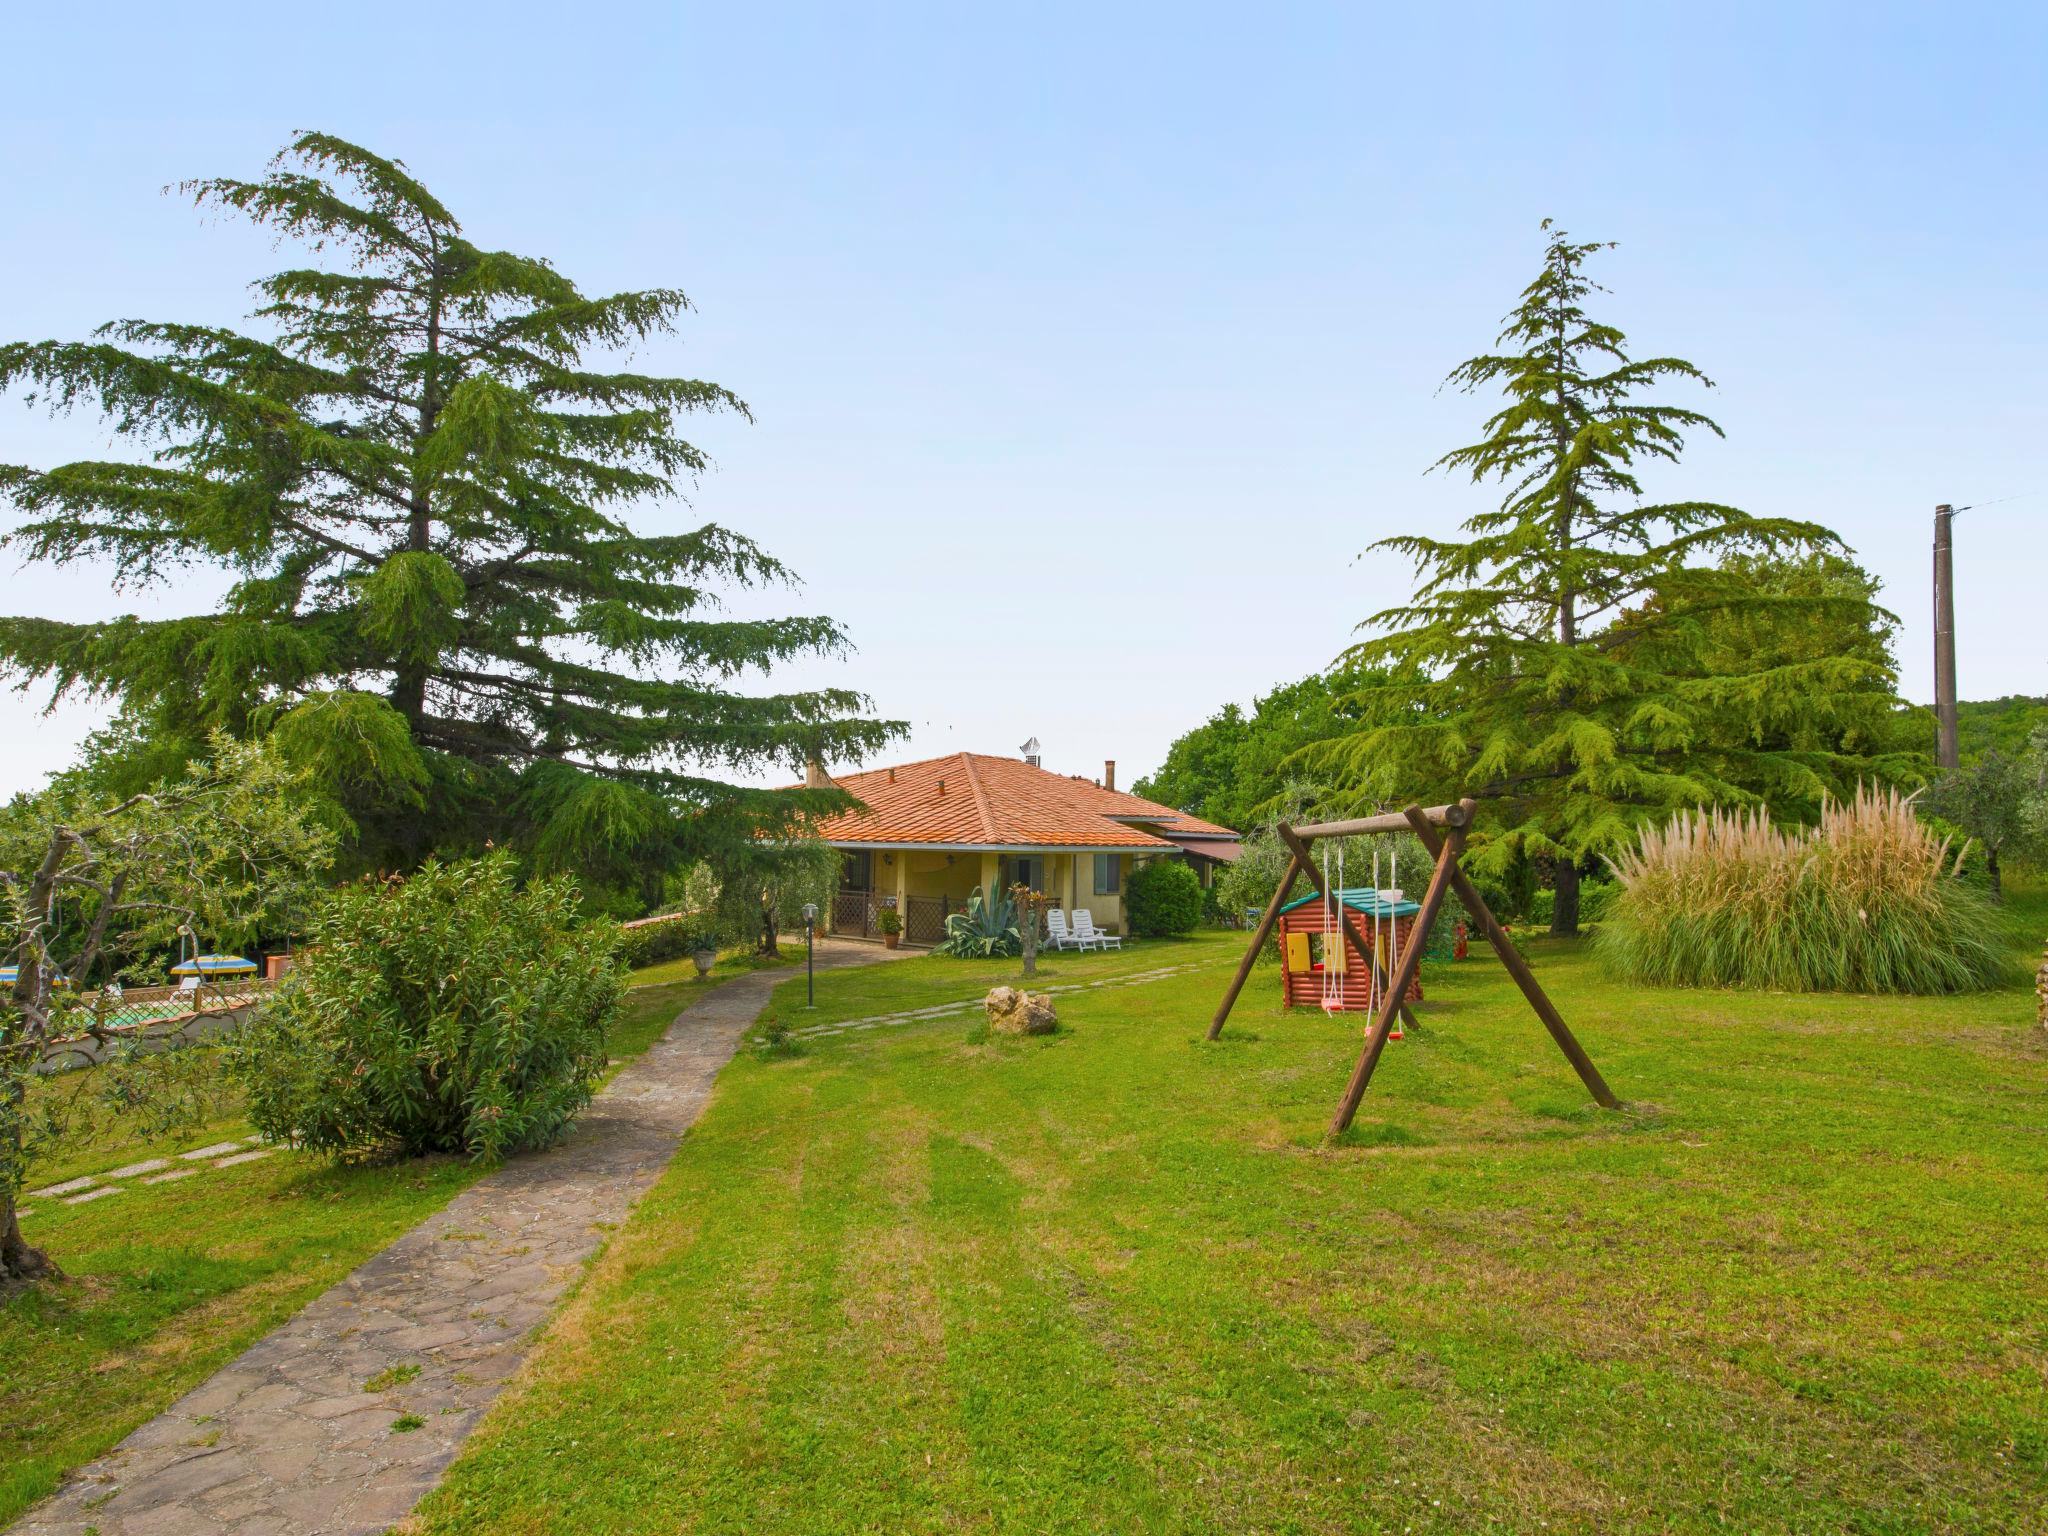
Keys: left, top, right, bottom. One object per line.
{"left": 233, "top": 851, "right": 625, "bottom": 1161}
{"left": 1601, "top": 786, "right": 2007, "bottom": 994}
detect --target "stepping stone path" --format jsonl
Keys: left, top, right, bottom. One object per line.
{"left": 790, "top": 957, "right": 1221, "bottom": 1040}
{"left": 9, "top": 941, "right": 902, "bottom": 1536}
{"left": 23, "top": 1139, "right": 271, "bottom": 1209}
{"left": 105, "top": 1158, "right": 171, "bottom": 1179}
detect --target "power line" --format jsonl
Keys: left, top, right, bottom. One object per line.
{"left": 1949, "top": 492, "right": 2035, "bottom": 515}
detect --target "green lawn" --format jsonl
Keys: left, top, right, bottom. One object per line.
{"left": 408, "top": 909, "right": 2048, "bottom": 1535}
{"left": 0, "top": 972, "right": 711, "bottom": 1525}
{"left": 767, "top": 933, "right": 1228, "bottom": 1032}
{"left": 622, "top": 944, "right": 793, "bottom": 998}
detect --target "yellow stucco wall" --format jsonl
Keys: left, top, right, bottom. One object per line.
{"left": 891, "top": 849, "right": 982, "bottom": 904}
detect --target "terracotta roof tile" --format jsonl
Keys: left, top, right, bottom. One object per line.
{"left": 805, "top": 752, "right": 1240, "bottom": 850}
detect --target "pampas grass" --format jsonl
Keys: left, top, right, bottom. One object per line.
{"left": 1600, "top": 786, "right": 2008, "bottom": 994}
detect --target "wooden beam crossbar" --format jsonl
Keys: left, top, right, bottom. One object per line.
{"left": 1206, "top": 797, "right": 1620, "bottom": 1134}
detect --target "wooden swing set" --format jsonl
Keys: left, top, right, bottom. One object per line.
{"left": 1208, "top": 798, "right": 1621, "bottom": 1136}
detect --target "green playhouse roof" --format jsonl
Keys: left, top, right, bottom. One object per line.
{"left": 1277, "top": 887, "right": 1421, "bottom": 918}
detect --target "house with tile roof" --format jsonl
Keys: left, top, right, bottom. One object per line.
{"left": 807, "top": 747, "right": 1240, "bottom": 944}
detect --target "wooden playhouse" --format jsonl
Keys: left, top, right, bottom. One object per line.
{"left": 1276, "top": 888, "right": 1424, "bottom": 1011}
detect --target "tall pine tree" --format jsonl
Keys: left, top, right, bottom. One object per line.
{"left": 0, "top": 135, "right": 895, "bottom": 906}
{"left": 1307, "top": 224, "right": 1907, "bottom": 934}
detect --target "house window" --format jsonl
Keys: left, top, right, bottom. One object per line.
{"left": 839, "top": 851, "right": 872, "bottom": 891}
{"left": 1001, "top": 855, "right": 1045, "bottom": 893}
{"left": 1092, "top": 854, "right": 1120, "bottom": 896}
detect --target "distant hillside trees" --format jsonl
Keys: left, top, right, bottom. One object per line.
{"left": 1132, "top": 662, "right": 1417, "bottom": 831}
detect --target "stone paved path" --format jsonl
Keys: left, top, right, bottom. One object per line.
{"left": 10, "top": 941, "right": 899, "bottom": 1536}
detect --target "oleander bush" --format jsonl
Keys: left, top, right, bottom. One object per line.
{"left": 1600, "top": 787, "right": 2008, "bottom": 994}
{"left": 1125, "top": 858, "right": 1203, "bottom": 937}
{"left": 233, "top": 851, "right": 625, "bottom": 1160}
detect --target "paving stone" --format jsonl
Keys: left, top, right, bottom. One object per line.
{"left": 105, "top": 1157, "right": 172, "bottom": 1179}
{"left": 299, "top": 1393, "right": 389, "bottom": 1423}
{"left": 244, "top": 1439, "right": 320, "bottom": 1484}
{"left": 266, "top": 1475, "right": 357, "bottom": 1527}
{"left": 25, "top": 1176, "right": 95, "bottom": 1199}
{"left": 113, "top": 1449, "right": 251, "bottom": 1510}
{"left": 63, "top": 1186, "right": 121, "bottom": 1206}
{"left": 213, "top": 1149, "right": 276, "bottom": 1169}
{"left": 3, "top": 942, "right": 903, "bottom": 1536}
{"left": 143, "top": 1168, "right": 199, "bottom": 1185}
{"left": 230, "top": 1383, "right": 305, "bottom": 1415}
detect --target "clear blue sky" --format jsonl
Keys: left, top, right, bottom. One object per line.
{"left": 2, "top": 1, "right": 2041, "bottom": 797}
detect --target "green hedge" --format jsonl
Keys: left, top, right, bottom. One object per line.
{"left": 620, "top": 915, "right": 710, "bottom": 968}
{"left": 1126, "top": 859, "right": 1203, "bottom": 937}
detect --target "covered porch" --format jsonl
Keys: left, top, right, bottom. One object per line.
{"left": 828, "top": 844, "right": 1141, "bottom": 946}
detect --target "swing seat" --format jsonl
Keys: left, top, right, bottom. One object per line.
{"left": 1319, "top": 996, "right": 1345, "bottom": 1014}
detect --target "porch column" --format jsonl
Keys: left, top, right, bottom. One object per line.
{"left": 980, "top": 851, "right": 1000, "bottom": 899}
{"left": 894, "top": 850, "right": 909, "bottom": 929}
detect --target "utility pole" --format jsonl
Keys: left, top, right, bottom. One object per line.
{"left": 1933, "top": 503, "right": 1959, "bottom": 769}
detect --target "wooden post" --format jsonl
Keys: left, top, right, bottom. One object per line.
{"left": 1206, "top": 850, "right": 1305, "bottom": 1040}
{"left": 1405, "top": 804, "right": 1620, "bottom": 1111}
{"left": 1276, "top": 824, "right": 1421, "bottom": 1037}
{"left": 1326, "top": 822, "right": 1463, "bottom": 1135}
{"left": 1934, "top": 503, "right": 1960, "bottom": 769}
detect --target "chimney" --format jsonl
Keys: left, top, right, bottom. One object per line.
{"left": 887, "top": 767, "right": 897, "bottom": 784}
{"left": 1104, "top": 759, "right": 1116, "bottom": 793}
{"left": 1020, "top": 735, "right": 1042, "bottom": 768}
{"left": 805, "top": 757, "right": 830, "bottom": 789}
{"left": 937, "top": 778, "right": 946, "bottom": 796}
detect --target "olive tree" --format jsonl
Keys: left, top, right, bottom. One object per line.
{"left": 1, "top": 738, "right": 333, "bottom": 1285}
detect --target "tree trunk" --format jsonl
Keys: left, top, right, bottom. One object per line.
{"left": 1, "top": 1074, "right": 57, "bottom": 1285}
{"left": 1020, "top": 893, "right": 1038, "bottom": 977}
{"left": 1, "top": 1192, "right": 57, "bottom": 1287}
{"left": 1987, "top": 846, "right": 2002, "bottom": 901}
{"left": 1550, "top": 860, "right": 1581, "bottom": 938}
{"left": 759, "top": 896, "right": 780, "bottom": 958}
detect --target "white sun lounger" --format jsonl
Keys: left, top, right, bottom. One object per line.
{"left": 1071, "top": 910, "right": 1122, "bottom": 951}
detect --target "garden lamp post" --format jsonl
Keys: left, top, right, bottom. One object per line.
{"left": 802, "top": 902, "right": 818, "bottom": 1008}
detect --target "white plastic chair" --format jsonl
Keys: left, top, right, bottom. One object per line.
{"left": 1045, "top": 910, "right": 1082, "bottom": 951}
{"left": 1072, "top": 910, "right": 1123, "bottom": 951}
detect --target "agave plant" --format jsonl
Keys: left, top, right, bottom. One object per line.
{"left": 936, "top": 886, "right": 1022, "bottom": 959}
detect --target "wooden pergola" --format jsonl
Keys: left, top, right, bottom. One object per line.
{"left": 1208, "top": 798, "right": 1620, "bottom": 1135}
